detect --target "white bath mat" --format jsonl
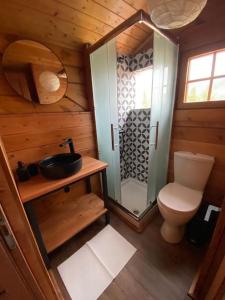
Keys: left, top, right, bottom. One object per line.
{"left": 87, "top": 225, "right": 136, "bottom": 278}
{"left": 57, "top": 244, "right": 112, "bottom": 300}
{"left": 58, "top": 225, "right": 136, "bottom": 300}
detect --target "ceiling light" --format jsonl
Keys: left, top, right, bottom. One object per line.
{"left": 149, "top": 0, "right": 207, "bottom": 29}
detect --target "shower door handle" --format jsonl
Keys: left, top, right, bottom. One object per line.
{"left": 155, "top": 121, "right": 159, "bottom": 150}
{"left": 111, "top": 124, "right": 118, "bottom": 151}
{"left": 111, "top": 124, "right": 115, "bottom": 151}
{"left": 150, "top": 121, "right": 159, "bottom": 150}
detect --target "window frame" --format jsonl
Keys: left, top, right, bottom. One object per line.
{"left": 184, "top": 49, "right": 225, "bottom": 103}
{"left": 176, "top": 41, "right": 225, "bottom": 110}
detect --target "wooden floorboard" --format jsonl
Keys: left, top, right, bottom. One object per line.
{"left": 50, "top": 212, "right": 205, "bottom": 300}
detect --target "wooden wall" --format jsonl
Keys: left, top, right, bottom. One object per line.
{"left": 0, "top": 0, "right": 225, "bottom": 209}
{"left": 0, "top": 35, "right": 90, "bottom": 113}
{"left": 0, "top": 32, "right": 98, "bottom": 213}
{"left": 169, "top": 34, "right": 225, "bottom": 207}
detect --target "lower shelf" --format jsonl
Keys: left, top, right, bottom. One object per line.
{"left": 38, "top": 193, "right": 107, "bottom": 253}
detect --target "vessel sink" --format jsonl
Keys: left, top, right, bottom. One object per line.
{"left": 39, "top": 153, "right": 82, "bottom": 179}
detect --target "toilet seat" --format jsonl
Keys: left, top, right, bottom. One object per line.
{"left": 158, "top": 182, "right": 202, "bottom": 213}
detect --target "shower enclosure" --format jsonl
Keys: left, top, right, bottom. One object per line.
{"left": 117, "top": 50, "right": 153, "bottom": 216}
{"left": 90, "top": 12, "right": 178, "bottom": 220}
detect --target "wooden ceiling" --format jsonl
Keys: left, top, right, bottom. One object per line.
{"left": 0, "top": 0, "right": 151, "bottom": 54}
{"left": 115, "top": 23, "right": 153, "bottom": 55}
{"left": 0, "top": 0, "right": 224, "bottom": 53}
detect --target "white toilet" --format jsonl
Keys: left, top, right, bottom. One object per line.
{"left": 157, "top": 151, "right": 215, "bottom": 244}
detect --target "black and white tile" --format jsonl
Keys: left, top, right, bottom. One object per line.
{"left": 117, "top": 49, "right": 153, "bottom": 183}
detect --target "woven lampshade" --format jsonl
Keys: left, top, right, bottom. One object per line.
{"left": 149, "top": 0, "right": 207, "bottom": 29}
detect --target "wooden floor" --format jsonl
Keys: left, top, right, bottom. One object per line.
{"left": 50, "top": 212, "right": 205, "bottom": 300}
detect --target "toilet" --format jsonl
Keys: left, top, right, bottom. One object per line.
{"left": 157, "top": 151, "right": 215, "bottom": 244}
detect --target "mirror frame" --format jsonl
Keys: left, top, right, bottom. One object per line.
{"left": 2, "top": 39, "right": 68, "bottom": 105}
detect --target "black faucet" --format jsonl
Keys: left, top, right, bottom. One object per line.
{"left": 59, "top": 138, "right": 75, "bottom": 154}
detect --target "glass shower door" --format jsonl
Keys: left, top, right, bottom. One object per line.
{"left": 90, "top": 40, "right": 121, "bottom": 202}
{"left": 147, "top": 32, "right": 178, "bottom": 206}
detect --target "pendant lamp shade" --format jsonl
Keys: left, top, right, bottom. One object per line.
{"left": 149, "top": 0, "right": 207, "bottom": 29}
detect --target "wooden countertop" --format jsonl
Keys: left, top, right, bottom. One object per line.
{"left": 17, "top": 156, "right": 108, "bottom": 203}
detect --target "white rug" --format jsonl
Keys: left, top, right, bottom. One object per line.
{"left": 58, "top": 225, "right": 136, "bottom": 300}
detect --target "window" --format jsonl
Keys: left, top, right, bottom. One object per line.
{"left": 135, "top": 67, "right": 152, "bottom": 109}
{"left": 184, "top": 49, "right": 225, "bottom": 103}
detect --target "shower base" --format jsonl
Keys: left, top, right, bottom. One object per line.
{"left": 121, "top": 178, "right": 148, "bottom": 217}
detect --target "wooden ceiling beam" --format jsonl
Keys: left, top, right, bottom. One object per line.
{"left": 87, "top": 9, "right": 178, "bottom": 54}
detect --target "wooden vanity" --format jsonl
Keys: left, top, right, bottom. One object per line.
{"left": 17, "top": 156, "right": 110, "bottom": 268}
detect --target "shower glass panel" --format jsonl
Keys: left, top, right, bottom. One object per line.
{"left": 147, "top": 32, "right": 178, "bottom": 206}
{"left": 90, "top": 40, "right": 121, "bottom": 202}
{"left": 90, "top": 21, "right": 178, "bottom": 220}
{"left": 116, "top": 35, "right": 154, "bottom": 217}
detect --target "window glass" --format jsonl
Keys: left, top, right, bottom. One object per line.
{"left": 214, "top": 51, "right": 225, "bottom": 76}
{"left": 186, "top": 80, "right": 210, "bottom": 102}
{"left": 211, "top": 78, "right": 225, "bottom": 100}
{"left": 135, "top": 67, "right": 152, "bottom": 109}
{"left": 188, "top": 54, "right": 213, "bottom": 80}
{"left": 184, "top": 48, "right": 225, "bottom": 103}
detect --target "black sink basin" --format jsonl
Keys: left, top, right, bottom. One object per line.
{"left": 39, "top": 153, "right": 82, "bottom": 179}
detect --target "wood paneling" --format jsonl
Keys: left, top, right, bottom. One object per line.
{"left": 0, "top": 139, "right": 59, "bottom": 299}
{"left": 0, "top": 0, "right": 224, "bottom": 205}
{"left": 0, "top": 0, "right": 152, "bottom": 55}
{"left": 4, "top": 126, "right": 94, "bottom": 153}
{"left": 170, "top": 110, "right": 225, "bottom": 206}
{"left": 0, "top": 30, "right": 98, "bottom": 236}
{"left": 0, "top": 110, "right": 98, "bottom": 216}
{"left": 0, "top": 236, "right": 36, "bottom": 299}
{"left": 174, "top": 108, "right": 225, "bottom": 129}
{"left": 176, "top": 0, "right": 225, "bottom": 52}
{"left": 0, "top": 0, "right": 224, "bottom": 55}
{"left": 172, "top": 127, "right": 225, "bottom": 145}
{"left": 169, "top": 11, "right": 225, "bottom": 207}
{"left": 0, "top": 33, "right": 88, "bottom": 113}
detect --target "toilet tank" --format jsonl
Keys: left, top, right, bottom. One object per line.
{"left": 174, "top": 151, "right": 215, "bottom": 191}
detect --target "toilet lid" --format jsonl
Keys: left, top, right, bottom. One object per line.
{"left": 158, "top": 183, "right": 202, "bottom": 213}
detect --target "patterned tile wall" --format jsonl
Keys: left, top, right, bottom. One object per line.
{"left": 129, "top": 49, "right": 153, "bottom": 72}
{"left": 117, "top": 54, "right": 135, "bottom": 180}
{"left": 117, "top": 49, "right": 153, "bottom": 183}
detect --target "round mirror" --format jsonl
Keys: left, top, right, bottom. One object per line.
{"left": 2, "top": 40, "right": 68, "bottom": 104}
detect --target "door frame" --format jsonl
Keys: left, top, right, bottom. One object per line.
{"left": 0, "top": 138, "right": 59, "bottom": 299}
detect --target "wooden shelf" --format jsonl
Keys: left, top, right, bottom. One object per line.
{"left": 17, "top": 156, "right": 109, "bottom": 260}
{"left": 38, "top": 193, "right": 107, "bottom": 253}
{"left": 17, "top": 156, "right": 108, "bottom": 203}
